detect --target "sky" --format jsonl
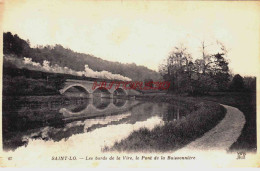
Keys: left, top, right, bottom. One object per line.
{"left": 2, "top": 0, "right": 260, "bottom": 76}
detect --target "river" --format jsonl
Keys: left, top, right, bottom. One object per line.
{"left": 3, "top": 96, "right": 189, "bottom": 152}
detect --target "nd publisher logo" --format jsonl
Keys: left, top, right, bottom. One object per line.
{"left": 236, "top": 152, "right": 246, "bottom": 160}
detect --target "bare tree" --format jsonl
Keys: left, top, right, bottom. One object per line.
{"left": 159, "top": 40, "right": 231, "bottom": 94}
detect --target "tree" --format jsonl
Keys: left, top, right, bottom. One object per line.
{"left": 159, "top": 40, "right": 231, "bottom": 95}
{"left": 191, "top": 74, "right": 217, "bottom": 95}
{"left": 211, "top": 53, "right": 230, "bottom": 90}
{"left": 243, "top": 76, "right": 256, "bottom": 92}
{"left": 3, "top": 32, "right": 14, "bottom": 54}
{"left": 229, "top": 74, "right": 245, "bottom": 91}
{"left": 194, "top": 40, "right": 230, "bottom": 91}
{"left": 159, "top": 44, "right": 193, "bottom": 93}
{"left": 3, "top": 32, "right": 31, "bottom": 57}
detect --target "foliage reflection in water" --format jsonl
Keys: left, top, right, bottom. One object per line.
{"left": 3, "top": 96, "right": 189, "bottom": 151}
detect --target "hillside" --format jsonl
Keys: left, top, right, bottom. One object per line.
{"left": 3, "top": 32, "right": 161, "bottom": 81}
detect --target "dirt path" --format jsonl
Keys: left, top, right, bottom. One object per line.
{"left": 177, "top": 104, "right": 245, "bottom": 152}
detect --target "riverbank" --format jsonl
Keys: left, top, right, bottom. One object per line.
{"left": 176, "top": 104, "right": 245, "bottom": 152}
{"left": 199, "top": 92, "right": 256, "bottom": 152}
{"left": 105, "top": 95, "right": 226, "bottom": 152}
{"left": 136, "top": 92, "right": 256, "bottom": 152}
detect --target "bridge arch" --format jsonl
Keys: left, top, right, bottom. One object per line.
{"left": 113, "top": 88, "right": 127, "bottom": 97}
{"left": 93, "top": 87, "right": 112, "bottom": 98}
{"left": 60, "top": 79, "right": 143, "bottom": 96}
{"left": 60, "top": 84, "right": 90, "bottom": 95}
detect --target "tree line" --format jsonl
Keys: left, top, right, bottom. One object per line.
{"left": 3, "top": 32, "right": 161, "bottom": 81}
{"left": 159, "top": 41, "right": 256, "bottom": 95}
{"left": 3, "top": 32, "right": 255, "bottom": 94}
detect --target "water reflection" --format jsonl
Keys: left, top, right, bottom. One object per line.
{"left": 93, "top": 97, "right": 111, "bottom": 110}
{"left": 163, "top": 105, "right": 180, "bottom": 122}
{"left": 2, "top": 96, "right": 190, "bottom": 151}
{"left": 113, "top": 98, "right": 127, "bottom": 107}
{"left": 67, "top": 99, "right": 90, "bottom": 113}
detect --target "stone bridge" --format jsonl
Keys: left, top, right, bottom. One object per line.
{"left": 59, "top": 79, "right": 141, "bottom": 98}
{"left": 59, "top": 98, "right": 141, "bottom": 121}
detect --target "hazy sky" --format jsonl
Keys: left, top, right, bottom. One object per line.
{"left": 2, "top": 0, "right": 260, "bottom": 76}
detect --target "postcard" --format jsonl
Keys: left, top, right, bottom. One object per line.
{"left": 0, "top": 0, "right": 259, "bottom": 168}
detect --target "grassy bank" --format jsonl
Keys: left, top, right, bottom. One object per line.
{"left": 105, "top": 96, "right": 226, "bottom": 152}
{"left": 200, "top": 92, "right": 256, "bottom": 152}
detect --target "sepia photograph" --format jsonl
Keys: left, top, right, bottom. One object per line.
{"left": 0, "top": 0, "right": 259, "bottom": 168}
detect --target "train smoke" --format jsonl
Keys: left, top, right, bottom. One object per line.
{"left": 5, "top": 55, "right": 131, "bottom": 81}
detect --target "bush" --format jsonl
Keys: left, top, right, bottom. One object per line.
{"left": 229, "top": 74, "right": 245, "bottom": 91}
